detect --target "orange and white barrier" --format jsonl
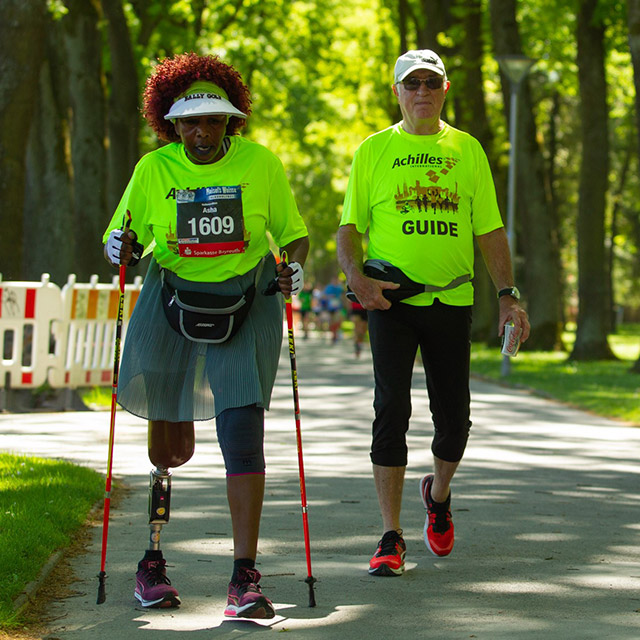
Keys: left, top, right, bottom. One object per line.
{"left": 0, "top": 273, "right": 142, "bottom": 391}
{"left": 0, "top": 274, "right": 64, "bottom": 389}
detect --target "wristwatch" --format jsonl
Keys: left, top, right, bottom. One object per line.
{"left": 498, "top": 286, "right": 520, "bottom": 301}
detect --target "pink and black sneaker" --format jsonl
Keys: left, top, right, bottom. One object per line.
{"left": 224, "top": 567, "right": 275, "bottom": 619}
{"left": 134, "top": 555, "right": 181, "bottom": 608}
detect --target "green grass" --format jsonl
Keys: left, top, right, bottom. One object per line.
{"left": 471, "top": 324, "right": 640, "bottom": 425}
{"left": 0, "top": 454, "right": 104, "bottom": 628}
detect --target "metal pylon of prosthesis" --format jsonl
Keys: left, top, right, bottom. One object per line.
{"left": 148, "top": 466, "right": 171, "bottom": 551}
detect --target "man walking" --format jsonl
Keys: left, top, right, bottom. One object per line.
{"left": 337, "top": 49, "right": 530, "bottom": 576}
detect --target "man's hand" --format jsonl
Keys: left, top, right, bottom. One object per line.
{"left": 498, "top": 296, "right": 531, "bottom": 343}
{"left": 348, "top": 271, "right": 400, "bottom": 311}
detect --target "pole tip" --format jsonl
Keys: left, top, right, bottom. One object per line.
{"left": 305, "top": 575, "right": 317, "bottom": 607}
{"left": 97, "top": 571, "right": 106, "bottom": 605}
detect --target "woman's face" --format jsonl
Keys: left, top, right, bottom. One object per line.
{"left": 173, "top": 115, "right": 228, "bottom": 164}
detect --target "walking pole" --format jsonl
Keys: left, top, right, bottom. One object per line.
{"left": 97, "top": 219, "right": 129, "bottom": 604}
{"left": 281, "top": 253, "right": 317, "bottom": 607}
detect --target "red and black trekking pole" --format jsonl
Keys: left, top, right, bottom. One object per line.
{"left": 281, "top": 253, "right": 317, "bottom": 607}
{"left": 97, "top": 215, "right": 130, "bottom": 605}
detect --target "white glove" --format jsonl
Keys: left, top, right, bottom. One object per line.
{"left": 288, "top": 262, "right": 304, "bottom": 296}
{"left": 105, "top": 229, "right": 125, "bottom": 265}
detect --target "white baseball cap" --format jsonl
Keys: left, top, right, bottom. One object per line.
{"left": 394, "top": 50, "right": 446, "bottom": 83}
{"left": 164, "top": 81, "right": 247, "bottom": 120}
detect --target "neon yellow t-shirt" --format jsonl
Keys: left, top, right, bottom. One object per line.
{"left": 340, "top": 123, "right": 503, "bottom": 306}
{"left": 103, "top": 137, "right": 308, "bottom": 282}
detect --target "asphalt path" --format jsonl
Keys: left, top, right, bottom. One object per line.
{"left": 2, "top": 335, "right": 640, "bottom": 639}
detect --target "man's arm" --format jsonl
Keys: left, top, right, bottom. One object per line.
{"left": 475, "top": 227, "right": 530, "bottom": 342}
{"left": 336, "top": 224, "right": 397, "bottom": 310}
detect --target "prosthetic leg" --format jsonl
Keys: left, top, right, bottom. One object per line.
{"left": 146, "top": 420, "right": 195, "bottom": 549}
{"left": 149, "top": 467, "right": 171, "bottom": 550}
{"left": 134, "top": 421, "right": 195, "bottom": 608}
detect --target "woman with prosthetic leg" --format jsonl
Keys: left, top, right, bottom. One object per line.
{"left": 102, "top": 53, "right": 309, "bottom": 618}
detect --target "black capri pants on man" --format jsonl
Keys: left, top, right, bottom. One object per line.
{"left": 367, "top": 299, "right": 473, "bottom": 466}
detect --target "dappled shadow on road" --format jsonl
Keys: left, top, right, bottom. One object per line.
{"left": 10, "top": 336, "right": 640, "bottom": 639}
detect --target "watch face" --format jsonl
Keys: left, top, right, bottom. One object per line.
{"left": 499, "top": 287, "right": 520, "bottom": 300}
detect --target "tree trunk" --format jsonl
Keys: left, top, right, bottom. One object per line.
{"left": 24, "top": 17, "right": 74, "bottom": 284}
{"left": 397, "top": 0, "right": 410, "bottom": 54}
{"left": 101, "top": 0, "right": 140, "bottom": 215}
{"left": 455, "top": 0, "right": 501, "bottom": 343}
{"left": 489, "top": 0, "right": 564, "bottom": 351}
{"left": 570, "top": 0, "right": 615, "bottom": 360}
{"left": 0, "top": 0, "right": 47, "bottom": 280}
{"left": 62, "top": 0, "right": 109, "bottom": 281}
{"left": 417, "top": 0, "right": 452, "bottom": 50}
{"left": 627, "top": 0, "right": 640, "bottom": 373}
{"left": 417, "top": 0, "right": 454, "bottom": 123}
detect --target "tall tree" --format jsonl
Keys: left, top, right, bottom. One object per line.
{"left": 455, "top": 0, "right": 503, "bottom": 343}
{"left": 62, "top": 0, "right": 109, "bottom": 280}
{"left": 570, "top": 0, "right": 615, "bottom": 359}
{"left": 24, "top": 15, "right": 74, "bottom": 283}
{"left": 0, "top": 0, "right": 47, "bottom": 280}
{"left": 489, "top": 0, "right": 564, "bottom": 351}
{"left": 627, "top": 0, "right": 640, "bottom": 373}
{"left": 102, "top": 0, "right": 140, "bottom": 215}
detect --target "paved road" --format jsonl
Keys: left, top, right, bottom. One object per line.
{"left": 2, "top": 336, "right": 640, "bottom": 639}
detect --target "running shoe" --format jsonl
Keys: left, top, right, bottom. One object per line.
{"left": 420, "top": 474, "right": 454, "bottom": 556}
{"left": 134, "top": 556, "right": 181, "bottom": 608}
{"left": 224, "top": 567, "right": 275, "bottom": 619}
{"left": 368, "top": 529, "right": 406, "bottom": 576}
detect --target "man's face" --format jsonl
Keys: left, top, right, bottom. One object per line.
{"left": 393, "top": 69, "right": 450, "bottom": 129}
{"left": 173, "top": 115, "right": 228, "bottom": 164}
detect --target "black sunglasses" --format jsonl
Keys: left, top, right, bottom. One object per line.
{"left": 398, "top": 76, "right": 444, "bottom": 91}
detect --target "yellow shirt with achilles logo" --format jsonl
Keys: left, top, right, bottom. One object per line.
{"left": 340, "top": 122, "right": 503, "bottom": 306}
{"left": 103, "top": 137, "right": 308, "bottom": 282}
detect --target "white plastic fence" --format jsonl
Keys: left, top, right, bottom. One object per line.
{"left": 0, "top": 273, "right": 142, "bottom": 391}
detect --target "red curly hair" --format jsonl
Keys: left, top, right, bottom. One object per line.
{"left": 143, "top": 52, "right": 252, "bottom": 142}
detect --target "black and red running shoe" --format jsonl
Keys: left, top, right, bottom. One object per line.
{"left": 368, "top": 529, "right": 406, "bottom": 576}
{"left": 420, "top": 474, "right": 454, "bottom": 557}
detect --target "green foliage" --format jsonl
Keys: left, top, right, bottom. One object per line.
{"left": 471, "top": 324, "right": 640, "bottom": 425}
{"left": 0, "top": 455, "right": 104, "bottom": 627}
{"left": 41, "top": 0, "right": 640, "bottom": 321}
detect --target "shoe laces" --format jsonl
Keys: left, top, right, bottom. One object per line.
{"left": 233, "top": 567, "right": 263, "bottom": 593}
{"left": 429, "top": 506, "right": 452, "bottom": 534}
{"left": 140, "top": 559, "right": 172, "bottom": 586}
{"left": 377, "top": 530, "right": 403, "bottom": 556}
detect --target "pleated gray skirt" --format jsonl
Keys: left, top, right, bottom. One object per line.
{"left": 117, "top": 254, "right": 283, "bottom": 421}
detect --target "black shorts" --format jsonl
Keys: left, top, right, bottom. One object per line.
{"left": 367, "top": 300, "right": 472, "bottom": 466}
{"left": 351, "top": 308, "right": 368, "bottom": 321}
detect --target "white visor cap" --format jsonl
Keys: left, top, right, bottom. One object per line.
{"left": 164, "top": 92, "right": 247, "bottom": 120}
{"left": 394, "top": 50, "right": 446, "bottom": 83}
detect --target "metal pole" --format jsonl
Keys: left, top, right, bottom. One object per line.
{"left": 501, "top": 81, "right": 520, "bottom": 378}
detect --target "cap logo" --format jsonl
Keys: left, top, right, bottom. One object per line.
{"left": 184, "top": 92, "right": 222, "bottom": 102}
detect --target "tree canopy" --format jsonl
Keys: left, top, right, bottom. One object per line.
{"left": 1, "top": 0, "right": 638, "bottom": 361}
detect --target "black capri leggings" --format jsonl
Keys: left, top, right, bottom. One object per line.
{"left": 367, "top": 300, "right": 472, "bottom": 466}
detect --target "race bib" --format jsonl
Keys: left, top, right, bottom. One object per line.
{"left": 176, "top": 186, "right": 245, "bottom": 257}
